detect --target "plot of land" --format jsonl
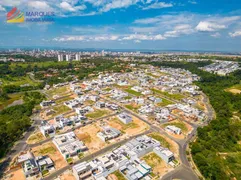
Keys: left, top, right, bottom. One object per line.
{"left": 47, "top": 105, "right": 71, "bottom": 118}
{"left": 0, "top": 93, "right": 24, "bottom": 110}
{"left": 0, "top": 75, "right": 40, "bottom": 87}
{"left": 86, "top": 109, "right": 111, "bottom": 119}
{"left": 109, "top": 171, "right": 126, "bottom": 180}
{"left": 161, "top": 120, "right": 192, "bottom": 139}
{"left": 151, "top": 88, "right": 184, "bottom": 100}
{"left": 108, "top": 116, "right": 149, "bottom": 136}
{"left": 32, "top": 142, "right": 67, "bottom": 169}
{"left": 75, "top": 124, "right": 107, "bottom": 153}
{"left": 7, "top": 168, "right": 25, "bottom": 180}
{"left": 125, "top": 103, "right": 140, "bottom": 112}
{"left": 27, "top": 131, "right": 45, "bottom": 144}
{"left": 46, "top": 86, "right": 70, "bottom": 97}
{"left": 226, "top": 84, "right": 241, "bottom": 94}
{"left": 125, "top": 88, "right": 142, "bottom": 96}
{"left": 156, "top": 98, "right": 173, "bottom": 107}
{"left": 142, "top": 152, "right": 171, "bottom": 178}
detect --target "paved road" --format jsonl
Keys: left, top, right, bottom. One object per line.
{"left": 0, "top": 113, "right": 40, "bottom": 177}
{"left": 44, "top": 129, "right": 153, "bottom": 180}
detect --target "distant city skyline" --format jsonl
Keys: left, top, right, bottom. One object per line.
{"left": 0, "top": 0, "right": 241, "bottom": 52}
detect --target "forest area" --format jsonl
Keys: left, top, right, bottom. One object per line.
{"left": 150, "top": 61, "right": 241, "bottom": 180}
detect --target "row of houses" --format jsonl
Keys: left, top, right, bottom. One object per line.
{"left": 15, "top": 151, "right": 54, "bottom": 178}
{"left": 72, "top": 135, "right": 175, "bottom": 180}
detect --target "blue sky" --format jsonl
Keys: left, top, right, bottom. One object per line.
{"left": 0, "top": 0, "right": 241, "bottom": 51}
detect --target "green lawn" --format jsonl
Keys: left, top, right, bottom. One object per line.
{"left": 125, "top": 104, "right": 140, "bottom": 112}
{"left": 55, "top": 96, "right": 73, "bottom": 104}
{"left": 39, "top": 146, "right": 56, "bottom": 155}
{"left": 163, "top": 121, "right": 188, "bottom": 132}
{"left": 46, "top": 86, "right": 69, "bottom": 97}
{"left": 86, "top": 109, "right": 109, "bottom": 119}
{"left": 0, "top": 93, "right": 24, "bottom": 110}
{"left": 146, "top": 72, "right": 160, "bottom": 78}
{"left": 0, "top": 75, "right": 40, "bottom": 87}
{"left": 51, "top": 105, "right": 71, "bottom": 117}
{"left": 151, "top": 88, "right": 184, "bottom": 100}
{"left": 148, "top": 133, "right": 170, "bottom": 148}
{"left": 156, "top": 98, "right": 173, "bottom": 107}
{"left": 125, "top": 88, "right": 142, "bottom": 96}
{"left": 112, "top": 171, "right": 126, "bottom": 180}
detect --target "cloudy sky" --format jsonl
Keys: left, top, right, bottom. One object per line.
{"left": 0, "top": 0, "right": 241, "bottom": 51}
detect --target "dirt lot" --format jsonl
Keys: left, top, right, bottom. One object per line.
{"left": 75, "top": 124, "right": 107, "bottom": 153}
{"left": 59, "top": 170, "right": 76, "bottom": 180}
{"left": 27, "top": 131, "right": 45, "bottom": 144}
{"left": 31, "top": 142, "right": 67, "bottom": 169}
{"left": 142, "top": 152, "right": 173, "bottom": 178}
{"left": 7, "top": 168, "right": 25, "bottom": 180}
{"left": 108, "top": 116, "right": 149, "bottom": 136}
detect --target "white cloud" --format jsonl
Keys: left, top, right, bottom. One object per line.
{"left": 134, "top": 40, "right": 141, "bottom": 43}
{"left": 0, "top": 0, "right": 23, "bottom": 6}
{"left": 100, "top": 0, "right": 140, "bottom": 12}
{"left": 188, "top": 0, "right": 197, "bottom": 4}
{"left": 211, "top": 32, "right": 221, "bottom": 38}
{"left": 164, "top": 24, "right": 194, "bottom": 37}
{"left": 196, "top": 16, "right": 240, "bottom": 32}
{"left": 229, "top": 30, "right": 241, "bottom": 37}
{"left": 28, "top": 1, "right": 51, "bottom": 10}
{"left": 122, "top": 34, "right": 166, "bottom": 40}
{"left": 60, "top": 2, "right": 86, "bottom": 12}
{"left": 143, "top": 2, "right": 173, "bottom": 10}
{"left": 195, "top": 21, "right": 226, "bottom": 32}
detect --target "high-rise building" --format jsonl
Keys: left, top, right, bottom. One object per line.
{"left": 58, "top": 54, "right": 63, "bottom": 61}
{"left": 66, "top": 54, "right": 71, "bottom": 61}
{"left": 75, "top": 54, "right": 80, "bottom": 61}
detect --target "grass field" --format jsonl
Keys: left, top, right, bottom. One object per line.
{"left": 163, "top": 121, "right": 188, "bottom": 132}
{"left": 125, "top": 104, "right": 140, "bottom": 112}
{"left": 125, "top": 88, "right": 142, "bottom": 96}
{"left": 0, "top": 75, "right": 40, "bottom": 87}
{"left": 46, "top": 86, "right": 69, "bottom": 97}
{"left": 151, "top": 88, "right": 184, "bottom": 100}
{"left": 112, "top": 171, "right": 126, "bottom": 180}
{"left": 148, "top": 133, "right": 170, "bottom": 148}
{"left": 0, "top": 93, "right": 24, "bottom": 110}
{"left": 27, "top": 132, "right": 45, "bottom": 144}
{"left": 55, "top": 96, "right": 73, "bottom": 104}
{"left": 86, "top": 109, "right": 109, "bottom": 119}
{"left": 51, "top": 105, "right": 71, "bottom": 117}
{"left": 157, "top": 98, "right": 173, "bottom": 107}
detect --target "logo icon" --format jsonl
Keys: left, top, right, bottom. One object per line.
{"left": 7, "top": 7, "right": 24, "bottom": 23}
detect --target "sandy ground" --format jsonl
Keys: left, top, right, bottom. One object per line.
{"left": 59, "top": 170, "right": 75, "bottom": 180}
{"left": 75, "top": 124, "right": 107, "bottom": 153}
{"left": 27, "top": 131, "right": 45, "bottom": 144}
{"left": 31, "top": 142, "right": 67, "bottom": 170}
{"left": 228, "top": 88, "right": 241, "bottom": 94}
{"left": 6, "top": 169, "right": 25, "bottom": 180}
{"left": 107, "top": 174, "right": 118, "bottom": 180}
{"left": 142, "top": 152, "right": 173, "bottom": 178}
{"left": 108, "top": 116, "right": 149, "bottom": 136}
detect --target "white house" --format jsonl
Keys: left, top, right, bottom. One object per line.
{"left": 118, "top": 113, "right": 132, "bottom": 124}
